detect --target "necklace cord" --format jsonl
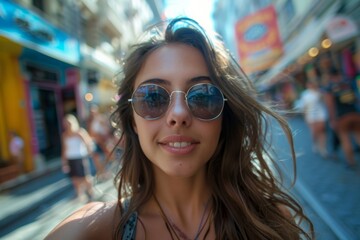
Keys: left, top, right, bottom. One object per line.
{"left": 154, "top": 195, "right": 180, "bottom": 240}
{"left": 166, "top": 221, "right": 180, "bottom": 240}
{"left": 193, "top": 199, "right": 211, "bottom": 239}
{"left": 194, "top": 206, "right": 212, "bottom": 240}
{"left": 153, "top": 195, "right": 212, "bottom": 240}
{"left": 202, "top": 211, "right": 213, "bottom": 240}
{"left": 137, "top": 217, "right": 147, "bottom": 240}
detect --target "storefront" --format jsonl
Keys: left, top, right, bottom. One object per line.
{"left": 0, "top": 0, "right": 80, "bottom": 175}
{"left": 256, "top": 1, "right": 360, "bottom": 109}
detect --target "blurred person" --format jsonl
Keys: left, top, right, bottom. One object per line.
{"left": 62, "top": 114, "right": 94, "bottom": 201}
{"left": 298, "top": 80, "right": 329, "bottom": 158}
{"left": 324, "top": 68, "right": 360, "bottom": 168}
{"left": 87, "top": 104, "right": 111, "bottom": 178}
{"left": 46, "top": 17, "right": 314, "bottom": 239}
{"left": 320, "top": 71, "right": 342, "bottom": 155}
{"left": 8, "top": 131, "right": 24, "bottom": 173}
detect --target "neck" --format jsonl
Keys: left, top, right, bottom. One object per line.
{"left": 154, "top": 169, "right": 210, "bottom": 205}
{"left": 153, "top": 194, "right": 212, "bottom": 240}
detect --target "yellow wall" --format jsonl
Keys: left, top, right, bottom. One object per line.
{"left": 0, "top": 36, "right": 33, "bottom": 172}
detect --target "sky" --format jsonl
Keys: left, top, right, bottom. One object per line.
{"left": 164, "top": 0, "right": 215, "bottom": 31}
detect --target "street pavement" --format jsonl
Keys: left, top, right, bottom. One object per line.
{"left": 0, "top": 161, "right": 118, "bottom": 240}
{"left": 272, "top": 115, "right": 360, "bottom": 240}
{"left": 0, "top": 116, "right": 359, "bottom": 240}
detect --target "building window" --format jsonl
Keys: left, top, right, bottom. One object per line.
{"left": 32, "top": 0, "right": 45, "bottom": 12}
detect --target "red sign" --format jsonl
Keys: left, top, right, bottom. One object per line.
{"left": 235, "top": 5, "right": 283, "bottom": 74}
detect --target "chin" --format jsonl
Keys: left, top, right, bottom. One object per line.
{"left": 163, "top": 165, "right": 204, "bottom": 178}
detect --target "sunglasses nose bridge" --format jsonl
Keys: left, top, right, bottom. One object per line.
{"left": 168, "top": 90, "right": 189, "bottom": 111}
{"left": 169, "top": 90, "right": 186, "bottom": 103}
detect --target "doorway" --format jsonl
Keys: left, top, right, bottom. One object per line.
{"left": 31, "top": 87, "right": 61, "bottom": 160}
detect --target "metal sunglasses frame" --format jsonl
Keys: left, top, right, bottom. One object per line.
{"left": 128, "top": 83, "right": 227, "bottom": 121}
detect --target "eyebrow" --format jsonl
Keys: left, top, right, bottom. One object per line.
{"left": 140, "top": 78, "right": 169, "bottom": 85}
{"left": 190, "top": 76, "right": 212, "bottom": 83}
{"left": 140, "top": 76, "right": 212, "bottom": 86}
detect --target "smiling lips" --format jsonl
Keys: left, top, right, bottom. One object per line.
{"left": 159, "top": 136, "right": 198, "bottom": 154}
{"left": 168, "top": 142, "right": 191, "bottom": 148}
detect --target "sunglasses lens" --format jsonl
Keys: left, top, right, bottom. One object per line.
{"left": 132, "top": 85, "right": 169, "bottom": 119}
{"left": 187, "top": 84, "right": 224, "bottom": 120}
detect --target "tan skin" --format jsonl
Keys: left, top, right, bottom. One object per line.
{"left": 324, "top": 73, "right": 360, "bottom": 166}
{"left": 44, "top": 201, "right": 117, "bottom": 239}
{"left": 87, "top": 107, "right": 111, "bottom": 175}
{"left": 61, "top": 119, "right": 94, "bottom": 199}
{"left": 46, "top": 44, "right": 288, "bottom": 240}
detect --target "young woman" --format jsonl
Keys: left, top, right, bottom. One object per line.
{"left": 46, "top": 17, "right": 314, "bottom": 239}
{"left": 298, "top": 80, "right": 329, "bottom": 158}
{"left": 61, "top": 114, "right": 94, "bottom": 201}
{"left": 87, "top": 104, "right": 112, "bottom": 178}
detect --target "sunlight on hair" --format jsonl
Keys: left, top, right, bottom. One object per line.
{"left": 164, "top": 0, "right": 215, "bottom": 33}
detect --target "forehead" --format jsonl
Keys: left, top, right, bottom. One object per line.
{"left": 134, "top": 43, "right": 210, "bottom": 87}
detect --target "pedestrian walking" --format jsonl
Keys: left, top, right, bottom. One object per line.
{"left": 298, "top": 80, "right": 329, "bottom": 158}
{"left": 8, "top": 131, "right": 24, "bottom": 173}
{"left": 61, "top": 114, "right": 94, "bottom": 201}
{"left": 87, "top": 104, "right": 111, "bottom": 179}
{"left": 46, "top": 17, "right": 314, "bottom": 239}
{"left": 324, "top": 68, "right": 360, "bottom": 168}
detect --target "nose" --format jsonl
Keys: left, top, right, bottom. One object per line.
{"left": 166, "top": 91, "right": 192, "bottom": 127}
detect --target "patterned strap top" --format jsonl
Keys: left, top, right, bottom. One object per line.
{"left": 122, "top": 200, "right": 138, "bottom": 240}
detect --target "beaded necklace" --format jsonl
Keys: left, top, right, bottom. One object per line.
{"left": 153, "top": 195, "right": 212, "bottom": 240}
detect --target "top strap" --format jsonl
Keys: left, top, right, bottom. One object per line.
{"left": 122, "top": 199, "right": 138, "bottom": 240}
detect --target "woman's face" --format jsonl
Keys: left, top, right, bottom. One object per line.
{"left": 132, "top": 43, "right": 222, "bottom": 178}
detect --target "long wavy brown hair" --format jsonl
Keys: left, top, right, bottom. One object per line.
{"left": 110, "top": 17, "right": 314, "bottom": 239}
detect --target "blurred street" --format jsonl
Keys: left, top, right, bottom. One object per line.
{"left": 273, "top": 116, "right": 360, "bottom": 240}
{"left": 0, "top": 116, "right": 359, "bottom": 240}
{"left": 0, "top": 1, "right": 360, "bottom": 239}
{"left": 0, "top": 159, "right": 119, "bottom": 240}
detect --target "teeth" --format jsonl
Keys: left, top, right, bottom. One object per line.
{"left": 168, "top": 142, "right": 191, "bottom": 148}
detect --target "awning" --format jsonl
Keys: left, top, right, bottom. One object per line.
{"left": 255, "top": 4, "right": 339, "bottom": 88}
{"left": 0, "top": 1, "right": 80, "bottom": 66}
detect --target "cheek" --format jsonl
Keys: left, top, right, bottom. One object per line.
{"left": 133, "top": 114, "right": 142, "bottom": 134}
{"left": 200, "top": 119, "right": 222, "bottom": 149}
{"left": 136, "top": 126, "right": 160, "bottom": 163}
{"left": 211, "top": 118, "right": 222, "bottom": 136}
{"left": 211, "top": 122, "right": 222, "bottom": 146}
{"left": 134, "top": 117, "right": 156, "bottom": 149}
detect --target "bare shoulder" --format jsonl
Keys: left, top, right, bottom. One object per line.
{"left": 78, "top": 128, "right": 90, "bottom": 137}
{"left": 45, "top": 201, "right": 119, "bottom": 240}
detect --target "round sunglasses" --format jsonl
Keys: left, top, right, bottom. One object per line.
{"left": 128, "top": 83, "right": 227, "bottom": 121}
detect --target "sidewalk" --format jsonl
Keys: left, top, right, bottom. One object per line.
{"left": 0, "top": 159, "right": 61, "bottom": 192}
{"left": 274, "top": 116, "right": 360, "bottom": 240}
{"left": 0, "top": 170, "right": 117, "bottom": 239}
{"left": 0, "top": 157, "right": 117, "bottom": 238}
{"left": 0, "top": 160, "right": 70, "bottom": 233}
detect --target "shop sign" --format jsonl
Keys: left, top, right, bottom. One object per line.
{"left": 326, "top": 15, "right": 358, "bottom": 44}
{"left": 235, "top": 5, "right": 283, "bottom": 74}
{"left": 0, "top": 0, "right": 80, "bottom": 65}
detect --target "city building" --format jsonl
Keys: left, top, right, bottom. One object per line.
{"left": 213, "top": 0, "right": 360, "bottom": 109}
{"left": 0, "top": 0, "right": 163, "bottom": 182}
